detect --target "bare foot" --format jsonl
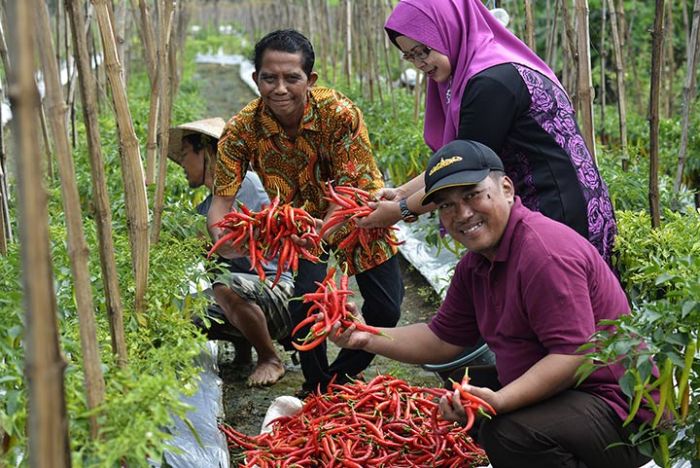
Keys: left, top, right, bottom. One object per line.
{"left": 246, "top": 357, "right": 285, "bottom": 387}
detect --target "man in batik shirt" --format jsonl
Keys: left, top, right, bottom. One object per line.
{"left": 208, "top": 29, "right": 404, "bottom": 395}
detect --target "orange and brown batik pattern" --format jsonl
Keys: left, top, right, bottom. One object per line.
{"left": 214, "top": 87, "right": 396, "bottom": 275}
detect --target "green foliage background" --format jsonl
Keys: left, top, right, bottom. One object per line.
{"left": 0, "top": 48, "right": 217, "bottom": 465}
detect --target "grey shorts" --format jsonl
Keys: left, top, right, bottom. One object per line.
{"left": 194, "top": 271, "right": 294, "bottom": 343}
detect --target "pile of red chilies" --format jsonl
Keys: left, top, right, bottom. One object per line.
{"left": 319, "top": 184, "right": 403, "bottom": 251}
{"left": 291, "top": 267, "right": 382, "bottom": 352}
{"left": 220, "top": 375, "right": 492, "bottom": 467}
{"left": 208, "top": 197, "right": 321, "bottom": 286}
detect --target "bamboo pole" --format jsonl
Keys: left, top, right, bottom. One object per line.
{"left": 524, "top": 0, "right": 536, "bottom": 52}
{"left": 649, "top": 0, "right": 666, "bottom": 228}
{"left": 345, "top": 0, "right": 353, "bottom": 87}
{"left": 66, "top": 0, "right": 128, "bottom": 367}
{"left": 674, "top": 0, "right": 700, "bottom": 193}
{"left": 33, "top": 0, "right": 106, "bottom": 438}
{"left": 0, "top": 20, "right": 13, "bottom": 247}
{"left": 150, "top": 0, "right": 174, "bottom": 245}
{"left": 1, "top": 4, "right": 54, "bottom": 178}
{"left": 0, "top": 169, "right": 5, "bottom": 254}
{"left": 664, "top": 1, "right": 675, "bottom": 118}
{"left": 92, "top": 0, "right": 150, "bottom": 320}
{"left": 574, "top": 0, "right": 596, "bottom": 162}
{"left": 599, "top": 0, "right": 607, "bottom": 145}
{"left": 607, "top": 0, "right": 629, "bottom": 170}
{"left": 115, "top": 0, "right": 128, "bottom": 82}
{"left": 560, "top": 0, "right": 579, "bottom": 108}
{"left": 133, "top": 0, "right": 160, "bottom": 186}
{"left": 6, "top": 0, "right": 72, "bottom": 463}
{"left": 381, "top": 0, "right": 397, "bottom": 120}
{"left": 135, "top": 0, "right": 157, "bottom": 85}
{"left": 545, "top": 0, "right": 561, "bottom": 67}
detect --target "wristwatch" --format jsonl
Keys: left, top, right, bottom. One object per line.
{"left": 399, "top": 198, "right": 419, "bottom": 223}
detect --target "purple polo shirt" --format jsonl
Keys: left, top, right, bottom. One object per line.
{"left": 429, "top": 197, "right": 637, "bottom": 422}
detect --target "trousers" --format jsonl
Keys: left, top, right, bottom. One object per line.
{"left": 478, "top": 389, "right": 651, "bottom": 468}
{"left": 289, "top": 254, "right": 404, "bottom": 392}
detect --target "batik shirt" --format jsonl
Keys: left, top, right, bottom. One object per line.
{"left": 214, "top": 87, "right": 397, "bottom": 275}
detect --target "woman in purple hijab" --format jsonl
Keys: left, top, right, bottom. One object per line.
{"left": 361, "top": 0, "right": 617, "bottom": 263}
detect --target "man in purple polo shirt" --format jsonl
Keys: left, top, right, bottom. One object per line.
{"left": 330, "top": 139, "right": 651, "bottom": 467}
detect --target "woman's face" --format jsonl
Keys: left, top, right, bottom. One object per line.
{"left": 396, "top": 36, "right": 452, "bottom": 83}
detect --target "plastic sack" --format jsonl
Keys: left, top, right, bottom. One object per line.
{"left": 260, "top": 396, "right": 304, "bottom": 435}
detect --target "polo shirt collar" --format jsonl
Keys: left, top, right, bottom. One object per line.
{"left": 259, "top": 90, "right": 322, "bottom": 136}
{"left": 464, "top": 196, "right": 526, "bottom": 272}
{"left": 492, "top": 196, "right": 526, "bottom": 263}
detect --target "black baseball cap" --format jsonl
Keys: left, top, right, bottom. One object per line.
{"left": 421, "top": 140, "right": 504, "bottom": 205}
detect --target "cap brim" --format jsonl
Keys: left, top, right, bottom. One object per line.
{"left": 421, "top": 169, "right": 490, "bottom": 205}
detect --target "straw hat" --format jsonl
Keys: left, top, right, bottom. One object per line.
{"left": 167, "top": 117, "right": 226, "bottom": 164}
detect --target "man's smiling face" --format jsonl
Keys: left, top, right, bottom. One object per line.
{"left": 433, "top": 173, "right": 514, "bottom": 260}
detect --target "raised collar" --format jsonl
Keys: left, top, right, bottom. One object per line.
{"left": 258, "top": 89, "right": 322, "bottom": 137}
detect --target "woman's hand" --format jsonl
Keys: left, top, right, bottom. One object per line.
{"left": 354, "top": 200, "right": 402, "bottom": 229}
{"left": 326, "top": 303, "right": 372, "bottom": 350}
{"left": 373, "top": 187, "right": 404, "bottom": 202}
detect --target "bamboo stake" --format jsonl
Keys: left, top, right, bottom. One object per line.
{"left": 115, "top": 0, "right": 128, "bottom": 82}
{"left": 33, "top": 0, "right": 106, "bottom": 438}
{"left": 674, "top": 0, "right": 700, "bottom": 193}
{"left": 599, "top": 0, "right": 607, "bottom": 145}
{"left": 545, "top": 0, "right": 561, "bottom": 67}
{"left": 66, "top": 0, "right": 128, "bottom": 367}
{"left": 560, "top": 0, "right": 579, "bottom": 108}
{"left": 345, "top": 0, "right": 353, "bottom": 87}
{"left": 135, "top": 0, "right": 157, "bottom": 85}
{"left": 607, "top": 0, "right": 629, "bottom": 170}
{"left": 649, "top": 0, "right": 666, "bottom": 228}
{"left": 150, "top": 0, "right": 174, "bottom": 245}
{"left": 574, "top": 0, "right": 596, "bottom": 162}
{"left": 381, "top": 0, "right": 397, "bottom": 120}
{"left": 136, "top": 0, "right": 160, "bottom": 186}
{"left": 0, "top": 19, "right": 13, "bottom": 246}
{"left": 92, "top": 0, "right": 150, "bottom": 320}
{"left": 6, "top": 0, "right": 72, "bottom": 463}
{"left": 663, "top": 1, "right": 675, "bottom": 118}
{"left": 524, "top": 0, "right": 536, "bottom": 52}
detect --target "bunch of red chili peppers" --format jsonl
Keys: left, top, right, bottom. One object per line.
{"left": 319, "top": 184, "right": 403, "bottom": 251}
{"left": 220, "top": 375, "right": 491, "bottom": 467}
{"left": 208, "top": 197, "right": 321, "bottom": 286}
{"left": 449, "top": 370, "right": 497, "bottom": 432}
{"left": 290, "top": 267, "right": 382, "bottom": 352}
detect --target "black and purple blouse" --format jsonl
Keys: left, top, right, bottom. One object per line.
{"left": 457, "top": 63, "right": 616, "bottom": 261}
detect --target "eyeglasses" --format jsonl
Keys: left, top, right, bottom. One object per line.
{"left": 401, "top": 44, "right": 432, "bottom": 62}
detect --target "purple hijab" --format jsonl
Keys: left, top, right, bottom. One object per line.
{"left": 385, "top": 0, "right": 564, "bottom": 151}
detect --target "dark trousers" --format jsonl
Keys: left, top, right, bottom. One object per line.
{"left": 479, "top": 389, "right": 651, "bottom": 468}
{"left": 289, "top": 255, "right": 404, "bottom": 392}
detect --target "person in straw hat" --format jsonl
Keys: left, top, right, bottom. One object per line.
{"left": 169, "top": 118, "right": 293, "bottom": 387}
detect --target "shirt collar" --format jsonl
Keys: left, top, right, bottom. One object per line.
{"left": 258, "top": 90, "right": 322, "bottom": 136}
